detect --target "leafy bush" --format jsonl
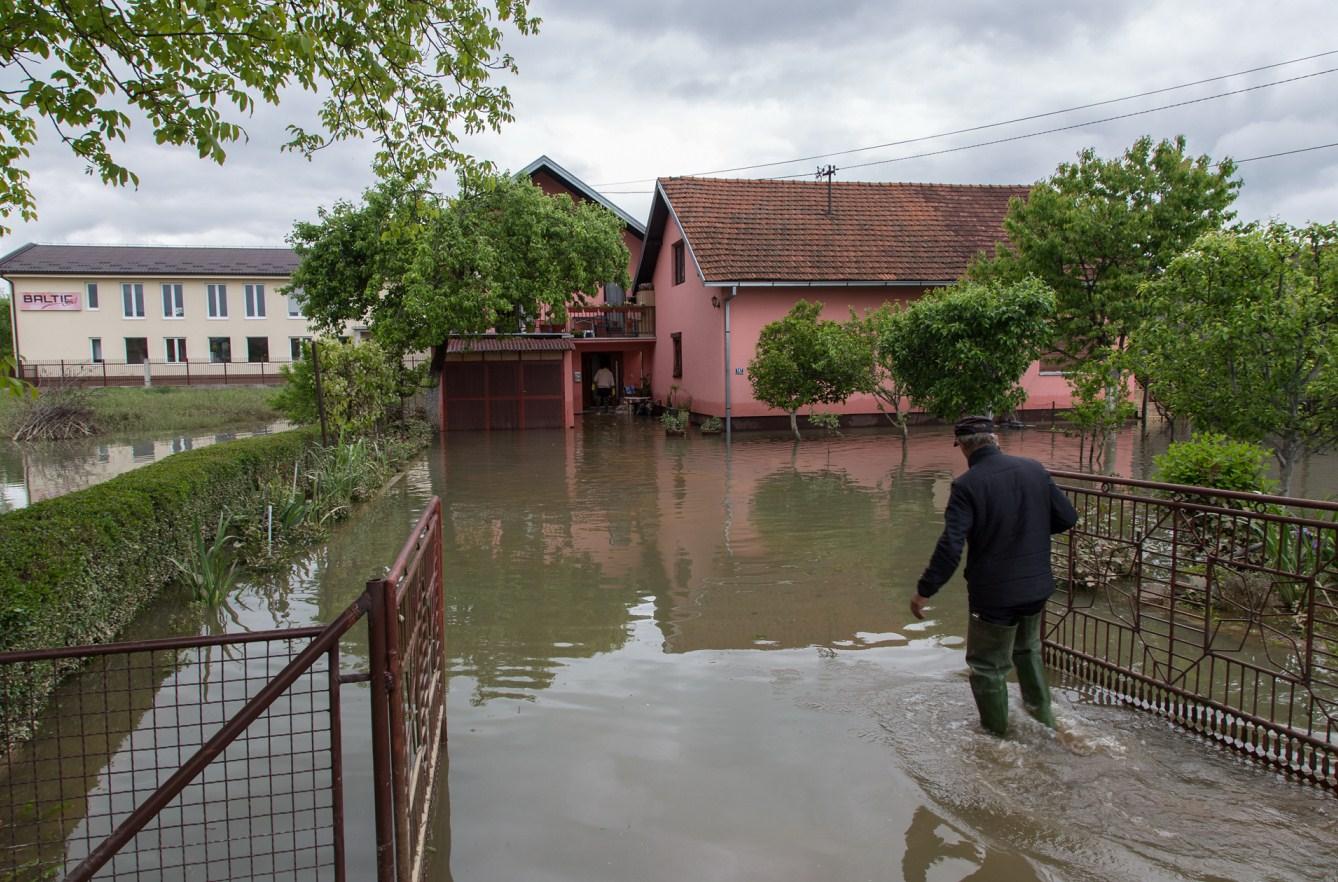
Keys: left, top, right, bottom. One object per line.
{"left": 1152, "top": 433, "right": 1275, "bottom": 494}
{"left": 273, "top": 339, "right": 407, "bottom": 437}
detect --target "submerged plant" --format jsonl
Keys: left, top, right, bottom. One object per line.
{"left": 170, "top": 512, "right": 240, "bottom": 607}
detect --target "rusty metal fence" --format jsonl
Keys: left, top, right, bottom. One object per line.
{"left": 1045, "top": 471, "right": 1338, "bottom": 789}
{"left": 0, "top": 497, "right": 445, "bottom": 881}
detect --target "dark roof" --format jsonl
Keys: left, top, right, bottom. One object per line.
{"left": 520, "top": 156, "right": 646, "bottom": 236}
{"left": 446, "top": 336, "right": 574, "bottom": 353}
{"left": 632, "top": 177, "right": 1029, "bottom": 288}
{"left": 0, "top": 243, "right": 300, "bottom": 277}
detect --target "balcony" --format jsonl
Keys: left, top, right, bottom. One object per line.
{"left": 560, "top": 305, "right": 655, "bottom": 339}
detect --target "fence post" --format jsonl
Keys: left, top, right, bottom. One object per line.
{"left": 312, "top": 341, "right": 330, "bottom": 446}
{"left": 60, "top": 360, "right": 65, "bottom": 383}
{"left": 185, "top": 360, "right": 191, "bottom": 386}
{"left": 367, "top": 578, "right": 399, "bottom": 882}
{"left": 102, "top": 360, "right": 108, "bottom": 387}
{"left": 143, "top": 359, "right": 152, "bottom": 388}
{"left": 222, "top": 360, "right": 228, "bottom": 385}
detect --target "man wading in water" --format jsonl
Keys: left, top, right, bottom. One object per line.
{"left": 910, "top": 416, "right": 1079, "bottom": 735}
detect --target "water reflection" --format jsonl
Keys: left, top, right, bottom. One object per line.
{"left": 0, "top": 422, "right": 287, "bottom": 511}
{"left": 902, "top": 807, "right": 1041, "bottom": 881}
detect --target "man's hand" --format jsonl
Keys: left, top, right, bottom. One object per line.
{"left": 910, "top": 593, "right": 930, "bottom": 620}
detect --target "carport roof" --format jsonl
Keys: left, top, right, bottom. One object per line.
{"left": 446, "top": 336, "right": 574, "bottom": 353}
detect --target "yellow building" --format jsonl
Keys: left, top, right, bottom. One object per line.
{"left": 0, "top": 243, "right": 345, "bottom": 384}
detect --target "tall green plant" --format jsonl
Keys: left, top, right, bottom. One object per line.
{"left": 169, "top": 512, "right": 240, "bottom": 607}
{"left": 1134, "top": 222, "right": 1338, "bottom": 494}
{"left": 747, "top": 300, "right": 870, "bottom": 441}
{"left": 274, "top": 339, "right": 401, "bottom": 438}
{"left": 885, "top": 278, "right": 1056, "bottom": 420}
{"left": 847, "top": 304, "right": 912, "bottom": 439}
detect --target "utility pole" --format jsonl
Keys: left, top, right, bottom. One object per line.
{"left": 816, "top": 165, "right": 837, "bottom": 215}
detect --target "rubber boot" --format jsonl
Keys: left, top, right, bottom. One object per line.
{"left": 965, "top": 615, "right": 1016, "bottom": 736}
{"left": 1012, "top": 611, "right": 1055, "bottom": 728}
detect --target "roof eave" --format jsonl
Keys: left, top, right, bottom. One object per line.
{"left": 519, "top": 155, "right": 647, "bottom": 236}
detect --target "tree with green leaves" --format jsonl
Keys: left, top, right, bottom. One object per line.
{"left": 969, "top": 135, "right": 1240, "bottom": 360}
{"left": 272, "top": 339, "right": 400, "bottom": 438}
{"left": 1, "top": 0, "right": 538, "bottom": 233}
{"left": 289, "top": 173, "right": 629, "bottom": 358}
{"left": 886, "top": 278, "right": 1056, "bottom": 421}
{"left": 846, "top": 303, "right": 913, "bottom": 439}
{"left": 1133, "top": 222, "right": 1338, "bottom": 494}
{"left": 747, "top": 300, "right": 871, "bottom": 441}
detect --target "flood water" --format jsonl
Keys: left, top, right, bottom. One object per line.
{"left": 7, "top": 419, "right": 1338, "bottom": 881}
{"left": 0, "top": 423, "right": 287, "bottom": 512}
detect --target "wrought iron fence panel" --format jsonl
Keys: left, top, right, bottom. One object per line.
{"left": 1046, "top": 471, "right": 1338, "bottom": 789}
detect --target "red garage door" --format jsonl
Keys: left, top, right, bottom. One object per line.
{"left": 444, "top": 357, "right": 566, "bottom": 430}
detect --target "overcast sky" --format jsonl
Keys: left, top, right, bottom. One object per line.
{"left": 2, "top": 0, "right": 1336, "bottom": 255}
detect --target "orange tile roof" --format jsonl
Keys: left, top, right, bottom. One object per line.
{"left": 447, "top": 336, "right": 574, "bottom": 352}
{"left": 658, "top": 177, "right": 1029, "bottom": 283}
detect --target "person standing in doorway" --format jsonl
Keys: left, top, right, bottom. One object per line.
{"left": 909, "top": 416, "right": 1079, "bottom": 735}
{"left": 593, "top": 362, "right": 616, "bottom": 410}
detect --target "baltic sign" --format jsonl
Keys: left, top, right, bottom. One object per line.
{"left": 19, "top": 291, "right": 81, "bottom": 311}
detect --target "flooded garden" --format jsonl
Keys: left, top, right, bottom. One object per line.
{"left": 4, "top": 418, "right": 1337, "bottom": 881}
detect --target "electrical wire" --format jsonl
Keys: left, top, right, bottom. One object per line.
{"left": 765, "top": 66, "right": 1338, "bottom": 179}
{"left": 593, "top": 49, "right": 1338, "bottom": 187}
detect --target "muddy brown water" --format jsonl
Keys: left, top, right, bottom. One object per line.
{"left": 6, "top": 420, "right": 1338, "bottom": 881}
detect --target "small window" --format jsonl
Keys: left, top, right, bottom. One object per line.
{"left": 247, "top": 336, "right": 269, "bottom": 363}
{"left": 86, "top": 283, "right": 99, "bottom": 310}
{"left": 287, "top": 289, "right": 304, "bottom": 318}
{"left": 161, "top": 284, "right": 184, "bottom": 318}
{"left": 209, "top": 337, "right": 232, "bottom": 363}
{"left": 671, "top": 331, "right": 683, "bottom": 379}
{"left": 245, "top": 284, "right": 266, "bottom": 318}
{"left": 165, "top": 337, "right": 187, "bottom": 363}
{"left": 125, "top": 337, "right": 149, "bottom": 364}
{"left": 121, "top": 283, "right": 145, "bottom": 318}
{"left": 90, "top": 338, "right": 103, "bottom": 363}
{"left": 289, "top": 336, "right": 311, "bottom": 360}
{"left": 207, "top": 284, "right": 228, "bottom": 318}
{"left": 672, "top": 242, "right": 685, "bottom": 286}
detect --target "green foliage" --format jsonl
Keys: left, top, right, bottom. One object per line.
{"left": 0, "top": 0, "right": 539, "bottom": 233}
{"left": 0, "top": 296, "right": 12, "bottom": 359}
{"left": 884, "top": 278, "right": 1056, "bottom": 420}
{"left": 2, "top": 355, "right": 36, "bottom": 400}
{"left": 969, "top": 135, "right": 1239, "bottom": 358}
{"left": 273, "top": 339, "right": 403, "bottom": 437}
{"left": 170, "top": 512, "right": 241, "bottom": 607}
{"left": 846, "top": 304, "right": 911, "bottom": 437}
{"left": 1152, "top": 433, "right": 1275, "bottom": 494}
{"left": 748, "top": 300, "right": 871, "bottom": 440}
{"left": 1065, "top": 348, "right": 1137, "bottom": 438}
{"left": 699, "top": 415, "right": 723, "bottom": 434}
{"left": 288, "top": 173, "right": 629, "bottom": 355}
{"left": 660, "top": 407, "right": 688, "bottom": 434}
{"left": 806, "top": 411, "right": 841, "bottom": 435}
{"left": 1134, "top": 222, "right": 1338, "bottom": 494}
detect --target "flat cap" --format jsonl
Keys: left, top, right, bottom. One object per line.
{"left": 953, "top": 415, "right": 996, "bottom": 437}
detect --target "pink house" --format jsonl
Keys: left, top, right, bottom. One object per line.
{"left": 438, "top": 157, "right": 653, "bottom": 431}
{"left": 630, "top": 176, "right": 1076, "bottom": 434}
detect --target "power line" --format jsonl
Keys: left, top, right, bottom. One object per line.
{"left": 766, "top": 66, "right": 1338, "bottom": 179}
{"left": 593, "top": 49, "right": 1338, "bottom": 187}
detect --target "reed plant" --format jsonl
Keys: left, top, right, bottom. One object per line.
{"left": 170, "top": 511, "right": 240, "bottom": 607}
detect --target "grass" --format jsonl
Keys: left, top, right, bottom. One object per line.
{"left": 1, "top": 386, "right": 282, "bottom": 436}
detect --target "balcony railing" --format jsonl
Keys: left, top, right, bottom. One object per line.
{"left": 560, "top": 305, "right": 655, "bottom": 339}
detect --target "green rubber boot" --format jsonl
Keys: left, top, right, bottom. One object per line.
{"left": 965, "top": 615, "right": 1016, "bottom": 737}
{"left": 1013, "top": 611, "right": 1056, "bottom": 728}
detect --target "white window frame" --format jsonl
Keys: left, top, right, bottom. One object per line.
{"left": 207, "top": 283, "right": 229, "bottom": 319}
{"left": 85, "top": 282, "right": 100, "bottom": 311}
{"left": 121, "top": 283, "right": 145, "bottom": 319}
{"left": 161, "top": 283, "right": 185, "bottom": 319}
{"left": 289, "top": 336, "right": 311, "bottom": 360}
{"left": 90, "top": 337, "right": 103, "bottom": 363}
{"left": 165, "top": 337, "right": 187, "bottom": 363}
{"left": 287, "top": 288, "right": 304, "bottom": 319}
{"left": 124, "top": 336, "right": 149, "bottom": 363}
{"left": 208, "top": 336, "right": 232, "bottom": 363}
{"left": 245, "top": 283, "right": 267, "bottom": 319}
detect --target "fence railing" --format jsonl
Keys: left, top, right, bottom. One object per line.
{"left": 0, "top": 496, "right": 446, "bottom": 880}
{"left": 1045, "top": 471, "right": 1338, "bottom": 789}
{"left": 15, "top": 356, "right": 429, "bottom": 388}
{"left": 562, "top": 305, "right": 655, "bottom": 339}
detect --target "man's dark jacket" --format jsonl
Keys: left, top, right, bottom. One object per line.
{"left": 916, "top": 446, "right": 1079, "bottom": 615}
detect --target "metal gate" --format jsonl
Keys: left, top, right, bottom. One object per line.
{"left": 443, "top": 358, "right": 566, "bottom": 430}
{"left": 0, "top": 498, "right": 446, "bottom": 880}
{"left": 1045, "top": 471, "right": 1337, "bottom": 789}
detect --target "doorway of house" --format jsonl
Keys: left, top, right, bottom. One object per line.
{"left": 581, "top": 351, "right": 623, "bottom": 411}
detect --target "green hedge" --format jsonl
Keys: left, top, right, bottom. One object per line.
{"left": 0, "top": 427, "right": 319, "bottom": 655}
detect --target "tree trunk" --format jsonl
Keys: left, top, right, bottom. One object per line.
{"left": 789, "top": 411, "right": 801, "bottom": 442}
{"left": 1276, "top": 440, "right": 1298, "bottom": 497}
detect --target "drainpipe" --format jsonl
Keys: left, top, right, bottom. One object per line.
{"left": 722, "top": 285, "right": 739, "bottom": 443}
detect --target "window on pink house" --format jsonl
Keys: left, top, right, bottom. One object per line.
{"left": 672, "top": 242, "right": 685, "bottom": 285}
{"left": 671, "top": 332, "right": 682, "bottom": 378}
